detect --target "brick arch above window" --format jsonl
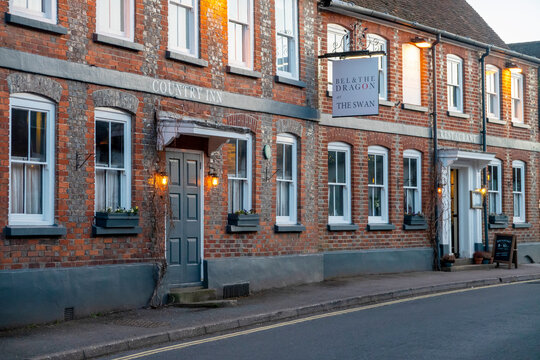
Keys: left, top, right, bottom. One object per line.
{"left": 276, "top": 118, "right": 303, "bottom": 138}
{"left": 7, "top": 73, "right": 63, "bottom": 103}
{"left": 326, "top": 127, "right": 355, "bottom": 145}
{"left": 92, "top": 89, "right": 139, "bottom": 115}
{"left": 224, "top": 113, "right": 259, "bottom": 133}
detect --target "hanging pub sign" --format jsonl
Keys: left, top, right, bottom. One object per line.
{"left": 332, "top": 57, "right": 379, "bottom": 117}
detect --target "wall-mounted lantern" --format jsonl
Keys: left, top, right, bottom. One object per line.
{"left": 505, "top": 62, "right": 522, "bottom": 73}
{"left": 411, "top": 37, "right": 432, "bottom": 48}
{"left": 154, "top": 172, "right": 169, "bottom": 189}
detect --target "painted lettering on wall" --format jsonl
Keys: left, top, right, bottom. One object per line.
{"left": 152, "top": 80, "right": 223, "bottom": 104}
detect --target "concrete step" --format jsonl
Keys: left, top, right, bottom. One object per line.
{"left": 171, "top": 299, "right": 237, "bottom": 308}
{"left": 442, "top": 263, "right": 497, "bottom": 272}
{"left": 454, "top": 258, "right": 472, "bottom": 266}
{"left": 168, "top": 287, "right": 217, "bottom": 304}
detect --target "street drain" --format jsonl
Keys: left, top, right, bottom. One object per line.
{"left": 112, "top": 319, "right": 169, "bottom": 328}
{"left": 64, "top": 307, "right": 74, "bottom": 321}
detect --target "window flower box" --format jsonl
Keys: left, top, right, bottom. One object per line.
{"left": 403, "top": 214, "right": 426, "bottom": 226}
{"left": 95, "top": 212, "right": 139, "bottom": 228}
{"left": 227, "top": 213, "right": 260, "bottom": 227}
{"left": 489, "top": 214, "right": 508, "bottom": 225}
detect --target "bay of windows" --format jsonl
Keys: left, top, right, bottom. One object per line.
{"left": 95, "top": 109, "right": 131, "bottom": 212}
{"left": 9, "top": 94, "right": 55, "bottom": 225}
{"left": 97, "top": 0, "right": 134, "bottom": 40}
{"left": 328, "top": 142, "right": 350, "bottom": 224}
{"left": 512, "top": 161, "right": 525, "bottom": 223}
{"left": 228, "top": 0, "right": 252, "bottom": 68}
{"left": 485, "top": 65, "right": 500, "bottom": 119}
{"left": 368, "top": 146, "right": 388, "bottom": 224}
{"left": 366, "top": 34, "right": 387, "bottom": 100}
{"left": 276, "top": 134, "right": 297, "bottom": 224}
{"left": 487, "top": 160, "right": 502, "bottom": 215}
{"left": 169, "top": 0, "right": 198, "bottom": 55}
{"left": 275, "top": 0, "right": 298, "bottom": 79}
{"left": 447, "top": 55, "right": 463, "bottom": 112}
{"left": 403, "top": 150, "right": 421, "bottom": 214}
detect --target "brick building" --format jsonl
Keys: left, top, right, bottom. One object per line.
{"left": 0, "top": 0, "right": 538, "bottom": 328}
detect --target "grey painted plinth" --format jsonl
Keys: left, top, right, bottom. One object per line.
{"left": 323, "top": 248, "right": 433, "bottom": 279}
{"left": 0, "top": 264, "right": 155, "bottom": 329}
{"left": 518, "top": 243, "right": 540, "bottom": 264}
{"left": 205, "top": 254, "right": 324, "bottom": 297}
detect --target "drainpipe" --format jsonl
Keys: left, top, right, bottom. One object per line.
{"left": 432, "top": 34, "right": 441, "bottom": 268}
{"left": 480, "top": 47, "right": 491, "bottom": 252}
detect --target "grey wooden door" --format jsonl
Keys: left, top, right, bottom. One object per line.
{"left": 166, "top": 151, "right": 202, "bottom": 285}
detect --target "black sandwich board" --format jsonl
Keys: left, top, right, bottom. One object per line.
{"left": 492, "top": 234, "right": 517, "bottom": 269}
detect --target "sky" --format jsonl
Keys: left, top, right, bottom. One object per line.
{"left": 466, "top": 0, "right": 540, "bottom": 44}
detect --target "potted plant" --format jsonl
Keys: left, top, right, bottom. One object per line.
{"left": 440, "top": 254, "right": 456, "bottom": 268}
{"left": 403, "top": 212, "right": 426, "bottom": 226}
{"left": 227, "top": 209, "right": 259, "bottom": 227}
{"left": 473, "top": 251, "right": 484, "bottom": 264}
{"left": 95, "top": 206, "right": 139, "bottom": 228}
{"left": 489, "top": 213, "right": 508, "bottom": 225}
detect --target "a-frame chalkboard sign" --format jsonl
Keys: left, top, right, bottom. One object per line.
{"left": 492, "top": 234, "right": 517, "bottom": 269}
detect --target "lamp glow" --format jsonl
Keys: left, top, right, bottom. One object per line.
{"left": 212, "top": 176, "right": 219, "bottom": 186}
{"left": 411, "top": 37, "right": 431, "bottom": 48}
{"left": 506, "top": 62, "right": 522, "bottom": 73}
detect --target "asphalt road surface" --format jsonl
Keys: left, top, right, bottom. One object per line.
{"left": 104, "top": 280, "right": 540, "bottom": 360}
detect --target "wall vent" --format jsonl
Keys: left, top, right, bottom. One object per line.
{"left": 64, "top": 307, "right": 74, "bottom": 321}
{"left": 222, "top": 282, "right": 250, "bottom": 299}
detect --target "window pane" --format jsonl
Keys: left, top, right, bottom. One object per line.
{"left": 328, "top": 151, "right": 336, "bottom": 183}
{"left": 369, "top": 187, "right": 381, "bottom": 216}
{"left": 10, "top": 163, "right": 24, "bottom": 213}
{"left": 337, "top": 151, "right": 345, "bottom": 183}
{"left": 238, "top": 0, "right": 248, "bottom": 23}
{"left": 229, "top": 0, "right": 237, "bottom": 20}
{"left": 277, "top": 181, "right": 290, "bottom": 216}
{"left": 492, "top": 166, "right": 498, "bottom": 191}
{"left": 514, "top": 194, "right": 521, "bottom": 217}
{"left": 109, "top": 0, "right": 124, "bottom": 33}
{"left": 334, "top": 185, "right": 343, "bottom": 216}
{"left": 11, "top": 108, "right": 29, "bottom": 160}
{"left": 489, "top": 193, "right": 497, "bottom": 214}
{"left": 284, "top": 0, "right": 293, "bottom": 35}
{"left": 403, "top": 158, "right": 410, "bottom": 187}
{"left": 368, "top": 154, "right": 375, "bottom": 184}
{"left": 237, "top": 140, "right": 247, "bottom": 177}
{"left": 25, "top": 164, "right": 43, "bottom": 214}
{"left": 27, "top": 0, "right": 43, "bottom": 12}
{"left": 96, "top": 168, "right": 106, "bottom": 211}
{"left": 226, "top": 140, "right": 237, "bottom": 176}
{"left": 410, "top": 158, "right": 417, "bottom": 187}
{"left": 110, "top": 122, "right": 124, "bottom": 168}
{"left": 96, "top": 121, "right": 110, "bottom": 167}
{"left": 375, "top": 155, "right": 383, "bottom": 186}
{"left": 405, "top": 188, "right": 415, "bottom": 214}
{"left": 328, "top": 185, "right": 335, "bottom": 216}
{"left": 30, "top": 111, "right": 47, "bottom": 162}
{"left": 106, "top": 170, "right": 121, "bottom": 209}
{"left": 277, "top": 143, "right": 284, "bottom": 179}
{"left": 284, "top": 143, "right": 293, "bottom": 180}
{"left": 277, "top": 35, "right": 289, "bottom": 72}
{"left": 275, "top": 0, "right": 284, "bottom": 33}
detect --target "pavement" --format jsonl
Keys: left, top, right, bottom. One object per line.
{"left": 2, "top": 264, "right": 540, "bottom": 360}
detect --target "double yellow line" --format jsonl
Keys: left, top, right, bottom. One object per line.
{"left": 113, "top": 279, "right": 538, "bottom": 360}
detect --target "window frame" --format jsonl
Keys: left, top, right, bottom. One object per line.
{"left": 227, "top": 0, "right": 254, "bottom": 69}
{"left": 368, "top": 145, "right": 388, "bottom": 224}
{"left": 96, "top": 0, "right": 135, "bottom": 41}
{"left": 511, "top": 72, "right": 524, "bottom": 124}
{"left": 327, "top": 142, "right": 351, "bottom": 224}
{"left": 275, "top": 0, "right": 299, "bottom": 80}
{"left": 94, "top": 108, "right": 132, "bottom": 213}
{"left": 276, "top": 133, "right": 297, "bottom": 225}
{"left": 10, "top": 0, "right": 57, "bottom": 24}
{"left": 487, "top": 159, "right": 502, "bottom": 215}
{"left": 485, "top": 65, "right": 500, "bottom": 120}
{"left": 403, "top": 149, "right": 422, "bottom": 215}
{"left": 168, "top": 0, "right": 199, "bottom": 56}
{"left": 447, "top": 54, "right": 463, "bottom": 112}
{"left": 326, "top": 23, "right": 350, "bottom": 92}
{"left": 366, "top": 34, "right": 387, "bottom": 101}
{"left": 226, "top": 135, "right": 253, "bottom": 214}
{"left": 9, "top": 93, "right": 56, "bottom": 226}
{"left": 512, "top": 160, "right": 525, "bottom": 223}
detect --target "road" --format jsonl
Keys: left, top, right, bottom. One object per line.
{"left": 104, "top": 280, "right": 540, "bottom": 360}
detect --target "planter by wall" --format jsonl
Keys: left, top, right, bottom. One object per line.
{"left": 489, "top": 214, "right": 508, "bottom": 224}
{"left": 227, "top": 213, "right": 260, "bottom": 227}
{"left": 95, "top": 212, "right": 140, "bottom": 228}
{"left": 403, "top": 214, "right": 426, "bottom": 226}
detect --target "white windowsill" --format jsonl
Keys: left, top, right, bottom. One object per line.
{"left": 487, "top": 117, "right": 505, "bottom": 125}
{"left": 511, "top": 121, "right": 530, "bottom": 129}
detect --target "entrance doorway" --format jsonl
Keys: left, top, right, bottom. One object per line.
{"left": 450, "top": 169, "right": 459, "bottom": 257}
{"left": 166, "top": 150, "right": 203, "bottom": 285}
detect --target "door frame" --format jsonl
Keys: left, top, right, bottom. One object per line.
{"left": 165, "top": 148, "right": 205, "bottom": 281}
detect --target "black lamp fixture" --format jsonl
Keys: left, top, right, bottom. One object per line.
{"left": 505, "top": 61, "right": 522, "bottom": 73}
{"left": 318, "top": 49, "right": 386, "bottom": 60}
{"left": 411, "top": 36, "right": 431, "bottom": 48}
